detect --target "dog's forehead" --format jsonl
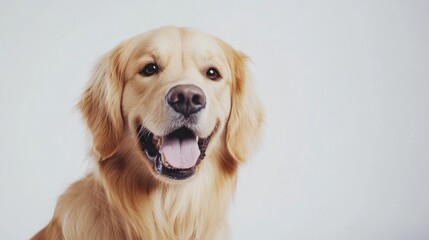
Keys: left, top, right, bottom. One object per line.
{"left": 136, "top": 27, "right": 226, "bottom": 60}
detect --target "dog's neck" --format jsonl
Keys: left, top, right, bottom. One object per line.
{"left": 99, "top": 154, "right": 237, "bottom": 239}
{"left": 142, "top": 159, "right": 236, "bottom": 239}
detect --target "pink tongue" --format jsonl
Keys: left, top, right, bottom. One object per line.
{"left": 160, "top": 136, "right": 200, "bottom": 169}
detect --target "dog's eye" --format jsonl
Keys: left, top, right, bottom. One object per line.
{"left": 140, "top": 63, "right": 159, "bottom": 76}
{"left": 206, "top": 67, "right": 221, "bottom": 81}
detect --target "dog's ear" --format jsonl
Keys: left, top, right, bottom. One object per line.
{"left": 79, "top": 46, "right": 125, "bottom": 161}
{"left": 225, "top": 51, "right": 264, "bottom": 165}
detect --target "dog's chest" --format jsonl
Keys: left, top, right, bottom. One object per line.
{"left": 137, "top": 181, "right": 231, "bottom": 239}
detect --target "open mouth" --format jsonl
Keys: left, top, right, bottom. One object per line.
{"left": 137, "top": 125, "right": 213, "bottom": 180}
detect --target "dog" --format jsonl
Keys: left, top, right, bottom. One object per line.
{"left": 33, "top": 26, "right": 263, "bottom": 240}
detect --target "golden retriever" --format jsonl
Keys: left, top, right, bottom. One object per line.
{"left": 33, "top": 26, "right": 263, "bottom": 240}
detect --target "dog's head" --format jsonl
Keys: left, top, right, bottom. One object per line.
{"left": 79, "top": 27, "right": 263, "bottom": 183}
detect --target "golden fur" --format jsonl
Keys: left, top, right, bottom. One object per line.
{"left": 33, "top": 26, "right": 263, "bottom": 240}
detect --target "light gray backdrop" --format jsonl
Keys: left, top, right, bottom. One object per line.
{"left": 1, "top": 0, "right": 428, "bottom": 239}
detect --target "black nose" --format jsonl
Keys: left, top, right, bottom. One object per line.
{"left": 166, "top": 85, "right": 206, "bottom": 117}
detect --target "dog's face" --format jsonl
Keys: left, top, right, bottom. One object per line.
{"left": 122, "top": 28, "right": 232, "bottom": 180}
{"left": 80, "top": 27, "right": 263, "bottom": 183}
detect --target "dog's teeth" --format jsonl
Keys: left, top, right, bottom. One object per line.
{"left": 161, "top": 154, "right": 175, "bottom": 169}
{"left": 152, "top": 136, "right": 162, "bottom": 150}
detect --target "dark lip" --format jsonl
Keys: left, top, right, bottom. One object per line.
{"left": 136, "top": 125, "right": 213, "bottom": 180}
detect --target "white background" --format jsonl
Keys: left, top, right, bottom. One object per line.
{"left": 1, "top": 0, "right": 429, "bottom": 239}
